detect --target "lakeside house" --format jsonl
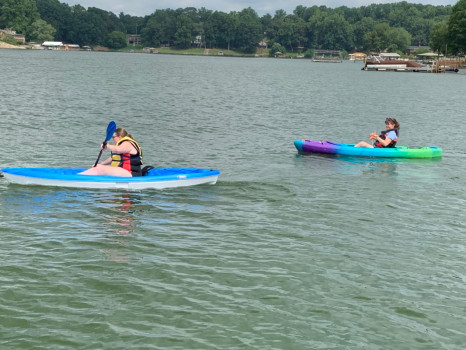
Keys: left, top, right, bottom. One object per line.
{"left": 349, "top": 52, "right": 367, "bottom": 61}
{"left": 258, "top": 41, "right": 268, "bottom": 49}
{"left": 0, "top": 29, "right": 25, "bottom": 44}
{"left": 128, "top": 35, "right": 141, "bottom": 45}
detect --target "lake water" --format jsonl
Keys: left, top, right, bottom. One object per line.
{"left": 0, "top": 49, "right": 465, "bottom": 349}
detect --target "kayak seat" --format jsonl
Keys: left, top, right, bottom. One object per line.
{"left": 142, "top": 165, "right": 155, "bottom": 176}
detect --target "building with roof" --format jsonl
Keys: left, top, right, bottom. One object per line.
{"left": 127, "top": 35, "right": 141, "bottom": 45}
{"left": 379, "top": 53, "right": 401, "bottom": 60}
{"left": 42, "top": 41, "right": 64, "bottom": 50}
{"left": 349, "top": 52, "right": 367, "bottom": 60}
{"left": 0, "top": 29, "right": 25, "bottom": 44}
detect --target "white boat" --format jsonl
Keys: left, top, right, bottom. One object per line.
{"left": 1, "top": 168, "right": 220, "bottom": 190}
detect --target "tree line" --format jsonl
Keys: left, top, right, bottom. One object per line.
{"left": 0, "top": 0, "right": 465, "bottom": 55}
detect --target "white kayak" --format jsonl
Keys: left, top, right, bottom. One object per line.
{"left": 1, "top": 167, "right": 220, "bottom": 190}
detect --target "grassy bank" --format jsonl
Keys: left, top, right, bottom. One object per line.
{"left": 0, "top": 40, "right": 309, "bottom": 59}
{"left": 118, "top": 45, "right": 315, "bottom": 59}
{"left": 118, "top": 45, "right": 265, "bottom": 57}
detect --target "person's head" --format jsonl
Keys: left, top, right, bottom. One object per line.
{"left": 113, "top": 128, "right": 133, "bottom": 142}
{"left": 385, "top": 117, "right": 400, "bottom": 129}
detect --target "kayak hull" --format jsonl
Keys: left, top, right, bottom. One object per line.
{"left": 1, "top": 168, "right": 220, "bottom": 190}
{"left": 294, "top": 140, "right": 442, "bottom": 159}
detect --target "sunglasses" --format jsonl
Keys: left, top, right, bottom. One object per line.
{"left": 385, "top": 118, "right": 394, "bottom": 123}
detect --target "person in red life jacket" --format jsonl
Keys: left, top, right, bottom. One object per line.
{"left": 80, "top": 128, "right": 143, "bottom": 177}
{"left": 355, "top": 118, "right": 400, "bottom": 148}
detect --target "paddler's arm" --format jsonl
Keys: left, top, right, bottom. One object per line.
{"left": 106, "top": 141, "right": 137, "bottom": 155}
{"left": 373, "top": 135, "right": 392, "bottom": 147}
{"left": 100, "top": 156, "right": 112, "bottom": 165}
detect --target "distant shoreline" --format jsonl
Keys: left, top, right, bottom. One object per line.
{"left": 0, "top": 42, "right": 289, "bottom": 58}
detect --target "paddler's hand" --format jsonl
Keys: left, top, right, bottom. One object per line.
{"left": 101, "top": 142, "right": 108, "bottom": 150}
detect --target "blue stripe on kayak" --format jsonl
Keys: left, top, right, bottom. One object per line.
{"left": 1, "top": 168, "right": 220, "bottom": 182}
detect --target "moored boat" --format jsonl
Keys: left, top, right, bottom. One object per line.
{"left": 294, "top": 140, "right": 442, "bottom": 159}
{"left": 1, "top": 167, "right": 220, "bottom": 190}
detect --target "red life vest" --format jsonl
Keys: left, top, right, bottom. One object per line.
{"left": 110, "top": 136, "right": 143, "bottom": 176}
{"left": 374, "top": 128, "right": 399, "bottom": 148}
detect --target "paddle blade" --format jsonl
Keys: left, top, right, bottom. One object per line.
{"left": 94, "top": 121, "right": 117, "bottom": 167}
{"left": 105, "top": 121, "right": 117, "bottom": 142}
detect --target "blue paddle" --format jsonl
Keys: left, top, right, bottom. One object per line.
{"left": 94, "top": 121, "right": 117, "bottom": 167}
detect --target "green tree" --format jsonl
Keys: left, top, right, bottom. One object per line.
{"left": 233, "top": 8, "right": 262, "bottom": 53}
{"left": 261, "top": 10, "right": 287, "bottom": 46}
{"left": 0, "top": 0, "right": 40, "bottom": 39}
{"left": 409, "top": 17, "right": 434, "bottom": 46}
{"left": 363, "top": 23, "right": 391, "bottom": 51}
{"left": 106, "top": 30, "right": 126, "bottom": 49}
{"left": 260, "top": 13, "right": 273, "bottom": 36}
{"left": 353, "top": 17, "right": 376, "bottom": 49}
{"left": 141, "top": 9, "right": 176, "bottom": 47}
{"left": 119, "top": 12, "right": 144, "bottom": 35}
{"left": 274, "top": 14, "right": 307, "bottom": 51}
{"left": 29, "top": 18, "right": 56, "bottom": 41}
{"left": 430, "top": 21, "right": 449, "bottom": 54}
{"left": 141, "top": 11, "right": 164, "bottom": 46}
{"left": 307, "top": 9, "right": 326, "bottom": 48}
{"left": 275, "top": 15, "right": 294, "bottom": 50}
{"left": 413, "top": 47, "right": 430, "bottom": 55}
{"left": 207, "top": 11, "right": 237, "bottom": 50}
{"left": 269, "top": 42, "right": 286, "bottom": 56}
{"left": 447, "top": 0, "right": 466, "bottom": 54}
{"left": 304, "top": 48, "right": 314, "bottom": 58}
{"left": 308, "top": 10, "right": 354, "bottom": 50}
{"left": 320, "top": 13, "right": 354, "bottom": 50}
{"left": 293, "top": 5, "right": 308, "bottom": 20}
{"left": 387, "top": 27, "right": 411, "bottom": 51}
{"left": 36, "top": 0, "right": 73, "bottom": 41}
{"left": 174, "top": 14, "right": 194, "bottom": 49}
{"left": 85, "top": 7, "right": 116, "bottom": 44}
{"left": 192, "top": 8, "right": 213, "bottom": 48}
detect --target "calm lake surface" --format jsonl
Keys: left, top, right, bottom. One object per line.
{"left": 0, "top": 49, "right": 465, "bottom": 349}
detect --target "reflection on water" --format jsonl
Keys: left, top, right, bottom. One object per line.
{"left": 294, "top": 153, "right": 398, "bottom": 177}
{"left": 101, "top": 193, "right": 137, "bottom": 236}
{"left": 102, "top": 194, "right": 137, "bottom": 263}
{"left": 294, "top": 153, "right": 444, "bottom": 178}
{"left": 0, "top": 187, "right": 141, "bottom": 262}
{"left": 362, "top": 161, "right": 398, "bottom": 176}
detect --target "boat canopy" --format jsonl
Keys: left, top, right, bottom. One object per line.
{"left": 42, "top": 41, "right": 64, "bottom": 47}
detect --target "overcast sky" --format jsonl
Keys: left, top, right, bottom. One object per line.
{"left": 61, "top": 0, "right": 458, "bottom": 17}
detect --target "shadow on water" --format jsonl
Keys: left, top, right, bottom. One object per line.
{"left": 0, "top": 183, "right": 221, "bottom": 236}
{"left": 0, "top": 185, "right": 141, "bottom": 234}
{"left": 97, "top": 193, "right": 138, "bottom": 263}
{"left": 293, "top": 153, "right": 442, "bottom": 177}
{"left": 0, "top": 185, "right": 178, "bottom": 262}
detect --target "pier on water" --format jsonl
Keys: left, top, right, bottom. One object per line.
{"left": 431, "top": 59, "right": 463, "bottom": 73}
{"left": 363, "top": 54, "right": 465, "bottom": 73}
{"left": 312, "top": 50, "right": 342, "bottom": 63}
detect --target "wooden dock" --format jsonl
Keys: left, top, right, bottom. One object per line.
{"left": 363, "top": 57, "right": 464, "bottom": 73}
